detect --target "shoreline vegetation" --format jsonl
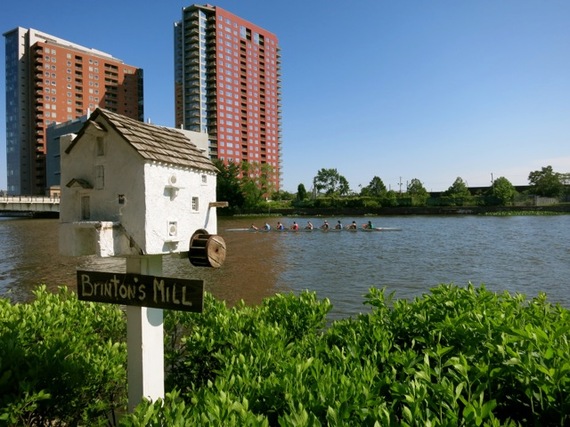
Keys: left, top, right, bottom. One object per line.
{"left": 3, "top": 204, "right": 569, "bottom": 220}
{"left": 2, "top": 284, "right": 569, "bottom": 425}
{"left": 215, "top": 163, "right": 570, "bottom": 218}
{"left": 223, "top": 204, "right": 570, "bottom": 218}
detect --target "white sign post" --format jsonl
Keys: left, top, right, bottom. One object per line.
{"left": 126, "top": 255, "right": 164, "bottom": 412}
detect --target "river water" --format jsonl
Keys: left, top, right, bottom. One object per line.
{"left": 1, "top": 215, "right": 569, "bottom": 320}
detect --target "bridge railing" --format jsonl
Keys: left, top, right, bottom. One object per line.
{"left": 0, "top": 195, "right": 61, "bottom": 204}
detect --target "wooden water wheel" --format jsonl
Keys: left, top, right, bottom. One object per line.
{"left": 188, "top": 229, "right": 226, "bottom": 268}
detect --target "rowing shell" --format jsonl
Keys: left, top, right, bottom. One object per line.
{"left": 225, "top": 227, "right": 402, "bottom": 232}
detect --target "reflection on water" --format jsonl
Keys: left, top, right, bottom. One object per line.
{"left": 165, "top": 229, "right": 290, "bottom": 306}
{"left": 1, "top": 215, "right": 569, "bottom": 320}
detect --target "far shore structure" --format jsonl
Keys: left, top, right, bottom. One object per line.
{"left": 174, "top": 4, "right": 282, "bottom": 191}
{"left": 3, "top": 27, "right": 143, "bottom": 196}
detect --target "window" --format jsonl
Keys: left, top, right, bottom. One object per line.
{"left": 201, "top": 174, "right": 207, "bottom": 184}
{"left": 95, "top": 165, "right": 104, "bottom": 189}
{"left": 81, "top": 196, "right": 90, "bottom": 220}
{"left": 96, "top": 137, "right": 104, "bottom": 156}
{"left": 191, "top": 197, "right": 199, "bottom": 212}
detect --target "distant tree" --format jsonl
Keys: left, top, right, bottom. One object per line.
{"left": 361, "top": 176, "right": 387, "bottom": 197}
{"left": 297, "top": 183, "right": 307, "bottom": 201}
{"left": 443, "top": 177, "right": 471, "bottom": 199}
{"left": 246, "top": 162, "right": 275, "bottom": 195}
{"left": 337, "top": 176, "right": 350, "bottom": 196}
{"left": 491, "top": 176, "right": 516, "bottom": 205}
{"left": 240, "top": 162, "right": 275, "bottom": 207}
{"left": 313, "top": 168, "right": 350, "bottom": 196}
{"left": 383, "top": 190, "right": 399, "bottom": 207}
{"left": 528, "top": 166, "right": 564, "bottom": 197}
{"left": 561, "top": 173, "right": 570, "bottom": 196}
{"left": 407, "top": 178, "right": 429, "bottom": 206}
{"left": 271, "top": 190, "right": 294, "bottom": 201}
{"left": 214, "top": 160, "right": 245, "bottom": 210}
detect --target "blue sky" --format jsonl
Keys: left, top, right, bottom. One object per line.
{"left": 1, "top": 0, "right": 569, "bottom": 193}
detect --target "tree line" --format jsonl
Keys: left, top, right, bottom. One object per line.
{"left": 215, "top": 161, "right": 570, "bottom": 212}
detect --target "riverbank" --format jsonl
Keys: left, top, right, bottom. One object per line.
{"left": 227, "top": 204, "right": 570, "bottom": 217}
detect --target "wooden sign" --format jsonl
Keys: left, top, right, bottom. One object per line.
{"left": 77, "top": 270, "right": 204, "bottom": 312}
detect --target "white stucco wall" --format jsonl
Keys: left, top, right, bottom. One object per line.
{"left": 174, "top": 129, "right": 209, "bottom": 154}
{"left": 143, "top": 163, "right": 217, "bottom": 254}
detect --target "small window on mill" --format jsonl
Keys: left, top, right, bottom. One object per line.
{"left": 96, "top": 137, "right": 104, "bottom": 156}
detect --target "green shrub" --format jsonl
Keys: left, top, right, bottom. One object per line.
{"left": 0, "top": 286, "right": 127, "bottom": 426}
{"left": 159, "top": 285, "right": 570, "bottom": 426}
{"left": 2, "top": 284, "right": 569, "bottom": 426}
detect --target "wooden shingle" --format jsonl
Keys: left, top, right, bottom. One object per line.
{"left": 70, "top": 108, "right": 218, "bottom": 173}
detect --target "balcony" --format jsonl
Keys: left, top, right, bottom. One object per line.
{"left": 183, "top": 26, "right": 200, "bottom": 40}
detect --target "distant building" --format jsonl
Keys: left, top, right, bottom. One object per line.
{"left": 3, "top": 27, "right": 144, "bottom": 195}
{"left": 174, "top": 5, "right": 282, "bottom": 190}
{"left": 46, "top": 115, "right": 88, "bottom": 192}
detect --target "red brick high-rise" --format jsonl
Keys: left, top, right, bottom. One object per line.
{"left": 3, "top": 27, "right": 143, "bottom": 195}
{"left": 174, "top": 5, "right": 282, "bottom": 191}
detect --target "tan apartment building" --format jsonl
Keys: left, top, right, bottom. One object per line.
{"left": 3, "top": 27, "right": 143, "bottom": 195}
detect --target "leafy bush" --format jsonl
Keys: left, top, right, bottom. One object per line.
{"left": 2, "top": 284, "right": 570, "bottom": 426}
{"left": 0, "top": 286, "right": 127, "bottom": 426}
{"left": 131, "top": 285, "right": 570, "bottom": 426}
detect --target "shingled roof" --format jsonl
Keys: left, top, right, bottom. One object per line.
{"left": 68, "top": 108, "right": 218, "bottom": 173}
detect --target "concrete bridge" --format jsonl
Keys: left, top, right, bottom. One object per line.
{"left": 0, "top": 196, "right": 60, "bottom": 216}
